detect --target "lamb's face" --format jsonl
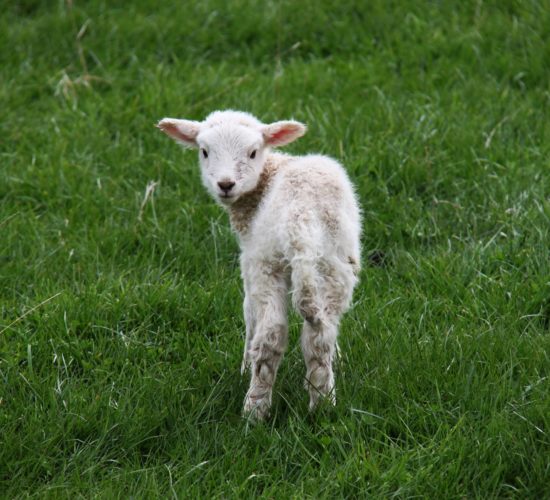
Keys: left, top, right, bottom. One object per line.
{"left": 157, "top": 110, "right": 306, "bottom": 206}
{"left": 195, "top": 125, "right": 265, "bottom": 205}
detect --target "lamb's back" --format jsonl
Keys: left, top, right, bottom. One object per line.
{"left": 250, "top": 154, "right": 360, "bottom": 260}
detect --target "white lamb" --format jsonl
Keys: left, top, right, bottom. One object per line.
{"left": 158, "top": 110, "right": 361, "bottom": 420}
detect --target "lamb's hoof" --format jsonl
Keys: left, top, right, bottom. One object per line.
{"left": 308, "top": 388, "right": 336, "bottom": 412}
{"left": 309, "top": 393, "right": 336, "bottom": 412}
{"left": 243, "top": 395, "right": 271, "bottom": 423}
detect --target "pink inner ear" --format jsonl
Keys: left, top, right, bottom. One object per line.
{"left": 160, "top": 122, "right": 194, "bottom": 142}
{"left": 270, "top": 128, "right": 292, "bottom": 143}
{"left": 267, "top": 126, "right": 302, "bottom": 146}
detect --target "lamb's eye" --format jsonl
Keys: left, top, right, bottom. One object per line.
{"left": 201, "top": 149, "right": 208, "bottom": 159}
{"left": 250, "top": 150, "right": 257, "bottom": 159}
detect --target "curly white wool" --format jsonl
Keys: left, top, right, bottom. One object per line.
{"left": 158, "top": 110, "right": 361, "bottom": 420}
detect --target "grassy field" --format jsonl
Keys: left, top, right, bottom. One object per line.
{"left": 1, "top": 0, "right": 550, "bottom": 497}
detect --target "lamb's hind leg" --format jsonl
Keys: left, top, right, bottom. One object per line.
{"left": 292, "top": 262, "right": 339, "bottom": 409}
{"left": 296, "top": 258, "right": 357, "bottom": 410}
{"left": 301, "top": 317, "right": 339, "bottom": 410}
{"left": 242, "top": 264, "right": 288, "bottom": 421}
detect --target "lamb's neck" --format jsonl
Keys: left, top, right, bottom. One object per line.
{"left": 228, "top": 153, "right": 289, "bottom": 236}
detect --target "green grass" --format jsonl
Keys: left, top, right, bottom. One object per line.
{"left": 1, "top": 0, "right": 550, "bottom": 497}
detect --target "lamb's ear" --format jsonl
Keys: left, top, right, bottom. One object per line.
{"left": 262, "top": 120, "right": 307, "bottom": 147}
{"left": 157, "top": 118, "right": 201, "bottom": 148}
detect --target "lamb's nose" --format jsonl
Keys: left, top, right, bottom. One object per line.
{"left": 218, "top": 181, "right": 236, "bottom": 193}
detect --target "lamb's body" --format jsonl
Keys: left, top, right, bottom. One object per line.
{"left": 233, "top": 152, "right": 360, "bottom": 416}
{"left": 158, "top": 110, "right": 361, "bottom": 420}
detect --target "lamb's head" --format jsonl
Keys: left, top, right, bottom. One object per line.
{"left": 157, "top": 110, "right": 306, "bottom": 205}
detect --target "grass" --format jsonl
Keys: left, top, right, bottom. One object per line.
{"left": 1, "top": 0, "right": 550, "bottom": 497}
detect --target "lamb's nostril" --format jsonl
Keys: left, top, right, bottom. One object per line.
{"left": 218, "top": 181, "right": 236, "bottom": 193}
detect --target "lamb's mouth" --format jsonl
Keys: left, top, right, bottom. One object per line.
{"left": 219, "top": 193, "right": 237, "bottom": 203}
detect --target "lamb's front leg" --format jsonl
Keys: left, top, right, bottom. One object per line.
{"left": 240, "top": 293, "right": 255, "bottom": 375}
{"left": 242, "top": 265, "right": 288, "bottom": 421}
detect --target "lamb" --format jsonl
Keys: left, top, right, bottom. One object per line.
{"left": 157, "top": 110, "right": 361, "bottom": 421}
